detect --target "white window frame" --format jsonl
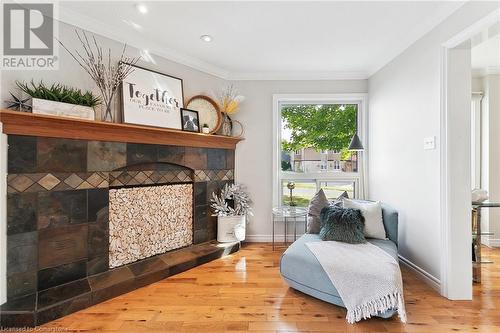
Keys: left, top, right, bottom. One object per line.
{"left": 272, "top": 93, "right": 368, "bottom": 207}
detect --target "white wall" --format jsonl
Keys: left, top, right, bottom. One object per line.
{"left": 232, "top": 80, "right": 368, "bottom": 241}
{"left": 368, "top": 1, "right": 499, "bottom": 293}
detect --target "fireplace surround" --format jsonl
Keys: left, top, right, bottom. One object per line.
{"left": 1, "top": 132, "right": 239, "bottom": 327}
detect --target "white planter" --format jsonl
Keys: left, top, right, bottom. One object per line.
{"left": 217, "top": 215, "right": 246, "bottom": 243}
{"left": 32, "top": 98, "right": 95, "bottom": 120}
{"left": 202, "top": 127, "right": 210, "bottom": 134}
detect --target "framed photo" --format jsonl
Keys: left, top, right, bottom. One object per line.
{"left": 181, "top": 108, "right": 200, "bottom": 133}
{"left": 121, "top": 63, "right": 184, "bottom": 129}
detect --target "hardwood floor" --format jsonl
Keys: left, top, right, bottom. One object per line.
{"left": 36, "top": 244, "right": 500, "bottom": 333}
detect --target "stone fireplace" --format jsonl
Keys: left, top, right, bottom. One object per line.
{"left": 1, "top": 133, "right": 239, "bottom": 327}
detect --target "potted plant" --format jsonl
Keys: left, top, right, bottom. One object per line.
{"left": 202, "top": 123, "right": 210, "bottom": 134}
{"left": 211, "top": 183, "right": 252, "bottom": 242}
{"left": 16, "top": 80, "right": 100, "bottom": 120}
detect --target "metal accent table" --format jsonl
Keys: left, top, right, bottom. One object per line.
{"left": 272, "top": 206, "right": 307, "bottom": 250}
{"left": 472, "top": 200, "right": 499, "bottom": 283}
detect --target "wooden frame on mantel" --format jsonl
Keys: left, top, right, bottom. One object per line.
{"left": 0, "top": 110, "right": 243, "bottom": 150}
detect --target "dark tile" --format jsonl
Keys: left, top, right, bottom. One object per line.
{"left": 87, "top": 141, "right": 126, "bottom": 172}
{"left": 37, "top": 190, "right": 87, "bottom": 229}
{"left": 91, "top": 279, "right": 135, "bottom": 305}
{"left": 7, "top": 270, "right": 36, "bottom": 299}
{"left": 0, "top": 312, "right": 36, "bottom": 328}
{"left": 87, "top": 255, "right": 109, "bottom": 276}
{"left": 193, "top": 229, "right": 208, "bottom": 244}
{"left": 37, "top": 278, "right": 91, "bottom": 309}
{"left": 194, "top": 205, "right": 208, "bottom": 231}
{"left": 184, "top": 147, "right": 207, "bottom": 170}
{"left": 38, "top": 224, "right": 88, "bottom": 269}
{"left": 158, "top": 145, "right": 185, "bottom": 165}
{"left": 207, "top": 149, "right": 226, "bottom": 170}
{"left": 207, "top": 213, "right": 218, "bottom": 241}
{"left": 88, "top": 222, "right": 108, "bottom": 258}
{"left": 1, "top": 293, "right": 36, "bottom": 312}
{"left": 226, "top": 149, "right": 235, "bottom": 169}
{"left": 88, "top": 266, "right": 134, "bottom": 291}
{"left": 197, "top": 250, "right": 224, "bottom": 266}
{"left": 38, "top": 260, "right": 87, "bottom": 291}
{"left": 159, "top": 250, "right": 198, "bottom": 267}
{"left": 7, "top": 231, "right": 37, "bottom": 275}
{"left": 194, "top": 182, "right": 207, "bottom": 206}
{"left": 128, "top": 257, "right": 168, "bottom": 277}
{"left": 127, "top": 143, "right": 158, "bottom": 165}
{"left": 37, "top": 137, "right": 87, "bottom": 172}
{"left": 169, "top": 260, "right": 197, "bottom": 275}
{"left": 206, "top": 181, "right": 220, "bottom": 203}
{"left": 36, "top": 293, "right": 91, "bottom": 325}
{"left": 134, "top": 269, "right": 170, "bottom": 289}
{"left": 7, "top": 192, "right": 37, "bottom": 235}
{"left": 88, "top": 188, "right": 109, "bottom": 223}
{"left": 8, "top": 135, "right": 37, "bottom": 173}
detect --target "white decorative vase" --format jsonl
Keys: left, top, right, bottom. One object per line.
{"left": 202, "top": 127, "right": 210, "bottom": 134}
{"left": 31, "top": 98, "right": 95, "bottom": 120}
{"left": 217, "top": 215, "right": 246, "bottom": 243}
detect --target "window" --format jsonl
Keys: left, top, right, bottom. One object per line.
{"left": 273, "top": 94, "right": 366, "bottom": 207}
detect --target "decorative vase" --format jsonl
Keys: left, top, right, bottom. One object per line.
{"left": 103, "top": 102, "right": 113, "bottom": 122}
{"left": 221, "top": 113, "right": 232, "bottom": 136}
{"left": 202, "top": 126, "right": 210, "bottom": 134}
{"left": 217, "top": 215, "right": 246, "bottom": 242}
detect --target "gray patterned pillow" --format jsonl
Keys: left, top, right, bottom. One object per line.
{"left": 306, "top": 189, "right": 329, "bottom": 234}
{"left": 319, "top": 206, "right": 366, "bottom": 244}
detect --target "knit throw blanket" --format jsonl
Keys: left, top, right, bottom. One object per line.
{"left": 305, "top": 241, "right": 407, "bottom": 324}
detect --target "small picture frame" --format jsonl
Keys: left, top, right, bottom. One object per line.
{"left": 181, "top": 108, "right": 200, "bottom": 133}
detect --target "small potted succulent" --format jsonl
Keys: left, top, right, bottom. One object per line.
{"left": 202, "top": 123, "right": 210, "bottom": 134}
{"left": 211, "top": 183, "right": 252, "bottom": 242}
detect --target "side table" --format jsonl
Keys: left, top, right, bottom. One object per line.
{"left": 272, "top": 206, "right": 307, "bottom": 250}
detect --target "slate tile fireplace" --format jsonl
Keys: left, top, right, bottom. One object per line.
{"left": 1, "top": 134, "right": 238, "bottom": 327}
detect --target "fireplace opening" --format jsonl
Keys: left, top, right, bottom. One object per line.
{"left": 108, "top": 162, "right": 195, "bottom": 268}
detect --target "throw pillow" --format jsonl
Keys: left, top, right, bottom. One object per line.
{"left": 343, "top": 199, "right": 386, "bottom": 239}
{"left": 330, "top": 191, "right": 349, "bottom": 207}
{"left": 306, "top": 189, "right": 329, "bottom": 234}
{"left": 319, "top": 206, "right": 366, "bottom": 244}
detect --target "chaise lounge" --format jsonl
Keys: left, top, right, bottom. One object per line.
{"left": 280, "top": 203, "right": 399, "bottom": 318}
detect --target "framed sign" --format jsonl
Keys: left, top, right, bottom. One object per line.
{"left": 121, "top": 64, "right": 184, "bottom": 129}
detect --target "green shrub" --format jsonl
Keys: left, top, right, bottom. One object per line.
{"left": 16, "top": 80, "right": 101, "bottom": 108}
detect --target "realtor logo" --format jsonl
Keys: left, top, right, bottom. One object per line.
{"left": 2, "top": 3, "right": 58, "bottom": 69}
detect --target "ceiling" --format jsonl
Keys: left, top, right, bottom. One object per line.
{"left": 59, "top": 1, "right": 465, "bottom": 80}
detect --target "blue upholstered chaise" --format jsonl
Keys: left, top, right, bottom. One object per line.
{"left": 280, "top": 203, "right": 399, "bottom": 318}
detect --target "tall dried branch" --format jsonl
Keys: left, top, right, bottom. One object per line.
{"left": 57, "top": 29, "right": 141, "bottom": 110}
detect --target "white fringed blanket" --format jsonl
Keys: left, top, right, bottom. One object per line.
{"left": 305, "top": 241, "right": 407, "bottom": 324}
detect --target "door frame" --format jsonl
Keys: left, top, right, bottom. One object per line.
{"left": 440, "top": 8, "right": 500, "bottom": 299}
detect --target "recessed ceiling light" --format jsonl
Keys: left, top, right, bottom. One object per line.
{"left": 136, "top": 3, "right": 148, "bottom": 14}
{"left": 200, "top": 35, "right": 213, "bottom": 42}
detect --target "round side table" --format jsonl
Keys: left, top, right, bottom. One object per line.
{"left": 272, "top": 206, "right": 307, "bottom": 250}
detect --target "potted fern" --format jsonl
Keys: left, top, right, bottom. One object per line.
{"left": 16, "top": 80, "right": 100, "bottom": 120}
{"left": 211, "top": 183, "right": 252, "bottom": 242}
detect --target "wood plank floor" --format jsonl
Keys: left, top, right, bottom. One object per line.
{"left": 36, "top": 243, "right": 500, "bottom": 333}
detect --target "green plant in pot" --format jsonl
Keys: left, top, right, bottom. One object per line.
{"left": 16, "top": 80, "right": 101, "bottom": 119}
{"left": 202, "top": 123, "right": 210, "bottom": 134}
{"left": 211, "top": 183, "right": 253, "bottom": 242}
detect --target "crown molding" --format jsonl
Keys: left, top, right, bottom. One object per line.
{"left": 57, "top": 6, "right": 231, "bottom": 80}
{"left": 227, "top": 70, "right": 369, "bottom": 81}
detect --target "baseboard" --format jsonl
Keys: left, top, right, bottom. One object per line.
{"left": 486, "top": 238, "right": 500, "bottom": 247}
{"left": 398, "top": 255, "right": 441, "bottom": 292}
{"left": 245, "top": 234, "right": 306, "bottom": 242}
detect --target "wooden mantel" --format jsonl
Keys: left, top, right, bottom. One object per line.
{"left": 0, "top": 110, "right": 243, "bottom": 149}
